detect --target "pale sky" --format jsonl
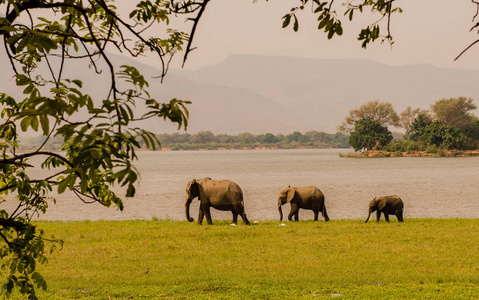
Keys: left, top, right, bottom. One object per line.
{"left": 126, "top": 0, "right": 479, "bottom": 71}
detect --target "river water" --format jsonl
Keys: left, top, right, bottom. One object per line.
{"left": 9, "top": 149, "right": 479, "bottom": 221}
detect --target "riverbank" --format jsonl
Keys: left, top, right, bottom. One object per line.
{"left": 28, "top": 219, "right": 479, "bottom": 299}
{"left": 343, "top": 149, "right": 479, "bottom": 157}
{"left": 160, "top": 145, "right": 346, "bottom": 151}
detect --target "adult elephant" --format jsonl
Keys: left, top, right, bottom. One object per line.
{"left": 277, "top": 186, "right": 330, "bottom": 222}
{"left": 365, "top": 195, "right": 404, "bottom": 223}
{"left": 185, "top": 178, "right": 250, "bottom": 225}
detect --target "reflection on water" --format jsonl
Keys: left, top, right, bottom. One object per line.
{"left": 5, "top": 149, "right": 479, "bottom": 221}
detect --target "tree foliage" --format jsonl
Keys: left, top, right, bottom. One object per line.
{"left": 410, "top": 120, "right": 467, "bottom": 150}
{"left": 274, "top": 0, "right": 401, "bottom": 47}
{"left": 399, "top": 106, "right": 429, "bottom": 138}
{"left": 408, "top": 98, "right": 478, "bottom": 150}
{"left": 349, "top": 117, "right": 393, "bottom": 151}
{"left": 0, "top": 0, "right": 209, "bottom": 298}
{"left": 430, "top": 97, "right": 477, "bottom": 131}
{"left": 347, "top": 98, "right": 479, "bottom": 152}
{"left": 277, "top": 0, "right": 479, "bottom": 58}
{"left": 338, "top": 100, "right": 399, "bottom": 133}
{"left": 154, "top": 131, "right": 350, "bottom": 150}
{"left": 408, "top": 113, "right": 433, "bottom": 140}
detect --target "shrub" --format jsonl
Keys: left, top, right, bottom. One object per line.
{"left": 349, "top": 118, "right": 393, "bottom": 151}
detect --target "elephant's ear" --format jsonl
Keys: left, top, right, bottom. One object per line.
{"left": 377, "top": 197, "right": 387, "bottom": 210}
{"left": 286, "top": 189, "right": 296, "bottom": 204}
{"left": 187, "top": 179, "right": 196, "bottom": 190}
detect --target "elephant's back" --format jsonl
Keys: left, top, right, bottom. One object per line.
{"left": 297, "top": 186, "right": 324, "bottom": 199}
{"left": 384, "top": 195, "right": 403, "bottom": 206}
{"left": 206, "top": 180, "right": 242, "bottom": 193}
{"left": 205, "top": 180, "right": 244, "bottom": 210}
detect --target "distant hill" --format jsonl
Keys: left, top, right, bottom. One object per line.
{"left": 173, "top": 54, "right": 479, "bottom": 133}
{"left": 2, "top": 50, "right": 479, "bottom": 135}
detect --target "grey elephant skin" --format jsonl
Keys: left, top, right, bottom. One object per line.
{"left": 365, "top": 195, "right": 404, "bottom": 223}
{"left": 185, "top": 178, "right": 250, "bottom": 225}
{"left": 277, "top": 186, "right": 330, "bottom": 222}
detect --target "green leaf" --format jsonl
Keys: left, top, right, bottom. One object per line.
{"left": 39, "top": 115, "right": 50, "bottom": 135}
{"left": 16, "top": 75, "right": 31, "bottom": 86}
{"left": 327, "top": 27, "right": 335, "bottom": 39}
{"left": 57, "top": 179, "right": 68, "bottom": 194}
{"left": 336, "top": 23, "right": 343, "bottom": 36}
{"left": 282, "top": 14, "right": 291, "bottom": 28}
{"left": 20, "top": 117, "right": 32, "bottom": 132}
{"left": 31, "top": 116, "right": 39, "bottom": 131}
{"left": 126, "top": 184, "right": 136, "bottom": 197}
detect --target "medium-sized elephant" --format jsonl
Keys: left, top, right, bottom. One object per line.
{"left": 185, "top": 178, "right": 250, "bottom": 225}
{"left": 365, "top": 195, "right": 404, "bottom": 223}
{"left": 277, "top": 186, "right": 330, "bottom": 222}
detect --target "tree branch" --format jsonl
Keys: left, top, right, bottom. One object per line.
{"left": 454, "top": 39, "right": 479, "bottom": 61}
{"left": 182, "top": 0, "right": 210, "bottom": 68}
{"left": 0, "top": 151, "right": 74, "bottom": 169}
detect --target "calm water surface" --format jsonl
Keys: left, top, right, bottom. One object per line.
{"left": 14, "top": 149, "right": 479, "bottom": 221}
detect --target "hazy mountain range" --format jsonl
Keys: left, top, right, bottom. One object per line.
{"left": 2, "top": 51, "right": 479, "bottom": 134}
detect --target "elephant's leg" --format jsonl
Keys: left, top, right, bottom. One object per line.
{"left": 241, "top": 213, "right": 250, "bottom": 225}
{"left": 313, "top": 210, "right": 319, "bottom": 221}
{"left": 397, "top": 211, "right": 403, "bottom": 222}
{"left": 232, "top": 212, "right": 238, "bottom": 225}
{"left": 288, "top": 203, "right": 299, "bottom": 221}
{"left": 376, "top": 211, "right": 381, "bottom": 222}
{"left": 203, "top": 205, "right": 213, "bottom": 225}
{"left": 287, "top": 210, "right": 295, "bottom": 221}
{"left": 198, "top": 208, "right": 204, "bottom": 225}
{"left": 384, "top": 213, "right": 390, "bottom": 222}
{"left": 294, "top": 211, "right": 299, "bottom": 221}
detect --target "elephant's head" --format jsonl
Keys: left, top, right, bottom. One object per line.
{"left": 365, "top": 197, "right": 386, "bottom": 223}
{"left": 277, "top": 186, "right": 296, "bottom": 222}
{"left": 185, "top": 179, "right": 199, "bottom": 222}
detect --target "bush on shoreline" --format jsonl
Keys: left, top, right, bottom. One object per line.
{"left": 345, "top": 98, "right": 479, "bottom": 155}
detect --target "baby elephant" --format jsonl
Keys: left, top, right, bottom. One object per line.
{"left": 365, "top": 195, "right": 404, "bottom": 223}
{"left": 277, "top": 186, "right": 330, "bottom": 222}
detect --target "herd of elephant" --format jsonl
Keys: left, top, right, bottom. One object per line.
{"left": 184, "top": 178, "right": 405, "bottom": 225}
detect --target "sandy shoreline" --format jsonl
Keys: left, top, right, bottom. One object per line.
{"left": 358, "top": 150, "right": 479, "bottom": 157}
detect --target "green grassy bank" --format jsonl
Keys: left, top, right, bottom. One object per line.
{"left": 18, "top": 219, "right": 479, "bottom": 299}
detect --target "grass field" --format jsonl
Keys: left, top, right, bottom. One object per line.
{"left": 18, "top": 219, "right": 479, "bottom": 299}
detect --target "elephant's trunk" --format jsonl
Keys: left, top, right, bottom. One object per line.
{"left": 185, "top": 198, "right": 194, "bottom": 222}
{"left": 278, "top": 199, "right": 283, "bottom": 222}
{"left": 365, "top": 210, "right": 372, "bottom": 223}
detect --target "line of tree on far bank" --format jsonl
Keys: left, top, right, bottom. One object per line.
{"left": 156, "top": 131, "right": 350, "bottom": 150}
{"left": 18, "top": 130, "right": 350, "bottom": 151}
{"left": 344, "top": 97, "right": 479, "bottom": 153}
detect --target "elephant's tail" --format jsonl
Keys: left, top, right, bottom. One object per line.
{"left": 322, "top": 205, "right": 330, "bottom": 222}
